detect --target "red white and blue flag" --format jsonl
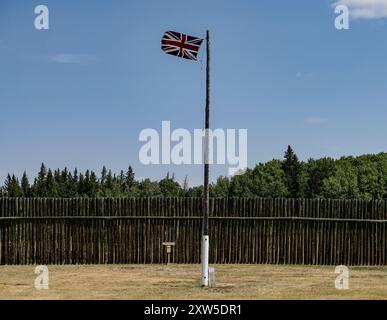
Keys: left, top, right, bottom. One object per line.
{"left": 161, "top": 31, "right": 203, "bottom": 61}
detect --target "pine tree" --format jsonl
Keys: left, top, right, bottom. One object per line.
{"left": 68, "top": 168, "right": 79, "bottom": 197}
{"left": 78, "top": 173, "right": 85, "bottom": 196}
{"left": 31, "top": 178, "right": 38, "bottom": 196}
{"left": 183, "top": 176, "right": 189, "bottom": 192}
{"left": 119, "top": 170, "right": 126, "bottom": 192}
{"left": 73, "top": 168, "right": 78, "bottom": 183}
{"left": 54, "top": 169, "right": 61, "bottom": 181}
{"left": 21, "top": 172, "right": 30, "bottom": 197}
{"left": 101, "top": 166, "right": 107, "bottom": 185}
{"left": 282, "top": 145, "right": 301, "bottom": 198}
{"left": 180, "top": 175, "right": 189, "bottom": 196}
{"left": 54, "top": 169, "right": 62, "bottom": 196}
{"left": 35, "top": 163, "right": 47, "bottom": 196}
{"left": 89, "top": 171, "right": 99, "bottom": 197}
{"left": 46, "top": 169, "right": 58, "bottom": 197}
{"left": 4, "top": 174, "right": 12, "bottom": 195}
{"left": 38, "top": 163, "right": 47, "bottom": 180}
{"left": 6, "top": 175, "right": 22, "bottom": 197}
{"left": 58, "top": 168, "right": 69, "bottom": 196}
{"left": 106, "top": 170, "right": 113, "bottom": 186}
{"left": 85, "top": 170, "right": 91, "bottom": 195}
{"left": 61, "top": 168, "right": 69, "bottom": 182}
{"left": 119, "top": 170, "right": 124, "bottom": 182}
{"left": 125, "top": 166, "right": 135, "bottom": 192}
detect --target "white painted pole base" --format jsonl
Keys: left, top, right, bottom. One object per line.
{"left": 200, "top": 235, "right": 209, "bottom": 287}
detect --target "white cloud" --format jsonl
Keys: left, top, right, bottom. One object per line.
{"left": 296, "top": 72, "right": 314, "bottom": 79}
{"left": 305, "top": 117, "right": 328, "bottom": 124}
{"left": 333, "top": 0, "right": 387, "bottom": 19}
{"left": 48, "top": 54, "right": 97, "bottom": 65}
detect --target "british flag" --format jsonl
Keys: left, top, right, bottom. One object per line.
{"left": 161, "top": 31, "right": 203, "bottom": 61}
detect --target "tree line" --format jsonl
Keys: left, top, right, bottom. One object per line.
{"left": 1, "top": 146, "right": 387, "bottom": 199}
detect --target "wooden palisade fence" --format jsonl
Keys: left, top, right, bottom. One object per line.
{"left": 0, "top": 197, "right": 386, "bottom": 265}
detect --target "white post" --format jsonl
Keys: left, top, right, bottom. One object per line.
{"left": 201, "top": 235, "right": 209, "bottom": 286}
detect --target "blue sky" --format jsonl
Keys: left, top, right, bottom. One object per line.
{"left": 1, "top": 0, "right": 387, "bottom": 186}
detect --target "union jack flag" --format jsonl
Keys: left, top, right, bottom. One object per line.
{"left": 161, "top": 31, "right": 203, "bottom": 61}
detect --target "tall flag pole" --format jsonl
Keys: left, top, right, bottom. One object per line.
{"left": 160, "top": 29, "right": 209, "bottom": 287}
{"left": 201, "top": 30, "right": 210, "bottom": 287}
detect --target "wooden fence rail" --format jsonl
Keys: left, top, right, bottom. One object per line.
{"left": 0, "top": 198, "right": 386, "bottom": 265}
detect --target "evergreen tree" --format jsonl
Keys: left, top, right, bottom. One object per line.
{"left": 101, "top": 166, "right": 107, "bottom": 185}
{"left": 54, "top": 169, "right": 63, "bottom": 196}
{"left": 78, "top": 173, "right": 86, "bottom": 196}
{"left": 35, "top": 163, "right": 47, "bottom": 196}
{"left": 85, "top": 169, "right": 91, "bottom": 193}
{"left": 21, "top": 172, "right": 30, "bottom": 197}
{"left": 125, "top": 166, "right": 135, "bottom": 193}
{"left": 89, "top": 171, "right": 99, "bottom": 197}
{"left": 3, "top": 150, "right": 387, "bottom": 199}
{"left": 4, "top": 174, "right": 12, "bottom": 196}
{"left": 119, "top": 170, "right": 124, "bottom": 182}
{"left": 68, "top": 169, "right": 79, "bottom": 197}
{"left": 5, "top": 175, "right": 22, "bottom": 197}
{"left": 118, "top": 170, "right": 126, "bottom": 193}
{"left": 183, "top": 176, "right": 189, "bottom": 193}
{"left": 282, "top": 146, "right": 301, "bottom": 198}
{"left": 73, "top": 168, "right": 78, "bottom": 183}
{"left": 61, "top": 168, "right": 69, "bottom": 182}
{"left": 102, "top": 170, "right": 114, "bottom": 196}
{"left": 106, "top": 170, "right": 113, "bottom": 189}
{"left": 46, "top": 169, "right": 58, "bottom": 197}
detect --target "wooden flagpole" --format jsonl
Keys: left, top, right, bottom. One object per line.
{"left": 201, "top": 30, "right": 210, "bottom": 287}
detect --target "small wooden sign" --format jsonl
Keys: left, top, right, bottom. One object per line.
{"left": 162, "top": 242, "right": 176, "bottom": 263}
{"left": 162, "top": 242, "right": 176, "bottom": 246}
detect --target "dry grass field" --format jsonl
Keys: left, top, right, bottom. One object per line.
{"left": 0, "top": 264, "right": 386, "bottom": 300}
